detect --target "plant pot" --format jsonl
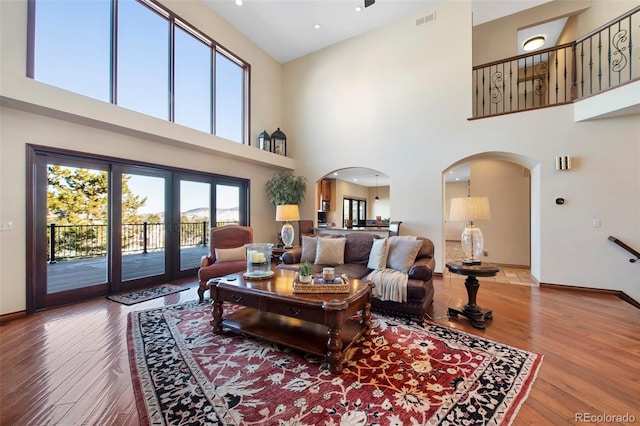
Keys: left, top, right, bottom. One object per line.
{"left": 299, "top": 274, "right": 312, "bottom": 283}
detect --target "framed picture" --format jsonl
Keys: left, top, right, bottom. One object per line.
{"left": 274, "top": 139, "right": 286, "bottom": 156}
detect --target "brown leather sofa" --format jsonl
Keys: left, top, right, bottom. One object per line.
{"left": 279, "top": 233, "right": 434, "bottom": 324}
{"left": 197, "top": 225, "right": 253, "bottom": 302}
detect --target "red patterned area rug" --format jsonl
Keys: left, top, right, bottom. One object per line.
{"left": 128, "top": 301, "right": 542, "bottom": 425}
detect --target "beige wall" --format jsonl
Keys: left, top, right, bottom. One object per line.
{"left": 0, "top": 0, "right": 288, "bottom": 314}
{"left": 471, "top": 160, "right": 531, "bottom": 266}
{"left": 283, "top": 1, "right": 640, "bottom": 302}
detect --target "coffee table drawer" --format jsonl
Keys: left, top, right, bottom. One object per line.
{"left": 219, "top": 290, "right": 260, "bottom": 309}
{"left": 267, "top": 300, "right": 324, "bottom": 323}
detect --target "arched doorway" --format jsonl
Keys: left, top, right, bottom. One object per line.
{"left": 443, "top": 153, "right": 540, "bottom": 284}
{"left": 316, "top": 167, "right": 390, "bottom": 229}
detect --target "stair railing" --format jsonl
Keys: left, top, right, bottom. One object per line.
{"left": 608, "top": 236, "right": 640, "bottom": 263}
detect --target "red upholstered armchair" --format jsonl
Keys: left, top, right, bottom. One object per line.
{"left": 197, "top": 225, "right": 253, "bottom": 302}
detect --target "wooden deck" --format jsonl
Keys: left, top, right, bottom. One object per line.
{"left": 47, "top": 246, "right": 209, "bottom": 293}
{"left": 0, "top": 275, "right": 637, "bottom": 425}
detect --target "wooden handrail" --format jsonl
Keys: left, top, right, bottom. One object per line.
{"left": 608, "top": 236, "right": 640, "bottom": 263}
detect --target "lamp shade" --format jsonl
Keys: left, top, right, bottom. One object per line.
{"left": 276, "top": 204, "right": 300, "bottom": 222}
{"left": 449, "top": 197, "right": 491, "bottom": 223}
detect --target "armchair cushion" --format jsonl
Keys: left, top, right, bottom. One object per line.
{"left": 214, "top": 246, "right": 246, "bottom": 262}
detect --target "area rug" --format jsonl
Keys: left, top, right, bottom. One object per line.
{"left": 107, "top": 284, "right": 187, "bottom": 305}
{"left": 128, "top": 301, "right": 542, "bottom": 425}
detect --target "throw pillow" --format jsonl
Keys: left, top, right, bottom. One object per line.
{"left": 367, "top": 238, "right": 389, "bottom": 270}
{"left": 215, "top": 246, "right": 246, "bottom": 262}
{"left": 386, "top": 238, "right": 423, "bottom": 273}
{"left": 300, "top": 235, "right": 318, "bottom": 263}
{"left": 315, "top": 237, "right": 346, "bottom": 266}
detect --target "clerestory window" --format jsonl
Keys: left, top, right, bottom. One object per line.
{"left": 28, "top": 0, "right": 249, "bottom": 144}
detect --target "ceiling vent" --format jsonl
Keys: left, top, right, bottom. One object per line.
{"left": 416, "top": 12, "right": 436, "bottom": 26}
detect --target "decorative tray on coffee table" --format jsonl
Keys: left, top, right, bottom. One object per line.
{"left": 292, "top": 273, "right": 350, "bottom": 294}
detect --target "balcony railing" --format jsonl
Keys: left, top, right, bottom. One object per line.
{"left": 472, "top": 6, "right": 639, "bottom": 118}
{"left": 47, "top": 220, "right": 239, "bottom": 263}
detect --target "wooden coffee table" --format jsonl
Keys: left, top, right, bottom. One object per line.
{"left": 208, "top": 269, "right": 374, "bottom": 374}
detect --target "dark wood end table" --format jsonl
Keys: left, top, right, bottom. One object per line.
{"left": 208, "top": 269, "right": 374, "bottom": 374}
{"left": 445, "top": 261, "right": 500, "bottom": 329}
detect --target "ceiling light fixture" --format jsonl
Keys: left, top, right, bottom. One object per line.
{"left": 523, "top": 35, "right": 546, "bottom": 52}
{"left": 375, "top": 174, "right": 379, "bottom": 201}
{"left": 234, "top": 0, "right": 242, "bottom": 6}
{"left": 314, "top": 23, "right": 321, "bottom": 30}
{"left": 355, "top": 6, "right": 362, "bottom": 12}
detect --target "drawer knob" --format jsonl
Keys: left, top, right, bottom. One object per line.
{"left": 287, "top": 306, "right": 301, "bottom": 316}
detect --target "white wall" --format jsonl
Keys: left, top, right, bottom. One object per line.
{"left": 0, "top": 0, "right": 287, "bottom": 315}
{"left": 283, "top": 1, "right": 640, "bottom": 302}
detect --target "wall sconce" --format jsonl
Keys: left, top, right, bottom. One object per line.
{"left": 555, "top": 155, "right": 572, "bottom": 171}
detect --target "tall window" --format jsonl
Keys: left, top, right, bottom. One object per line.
{"left": 29, "top": 0, "right": 249, "bottom": 143}
{"left": 117, "top": 0, "right": 169, "bottom": 120}
{"left": 33, "top": 0, "right": 111, "bottom": 102}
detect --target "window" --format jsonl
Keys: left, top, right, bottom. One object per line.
{"left": 28, "top": 0, "right": 249, "bottom": 143}
{"left": 117, "top": 0, "right": 169, "bottom": 120}
{"left": 215, "top": 51, "right": 245, "bottom": 142}
{"left": 33, "top": 0, "right": 111, "bottom": 102}
{"left": 175, "top": 23, "right": 212, "bottom": 133}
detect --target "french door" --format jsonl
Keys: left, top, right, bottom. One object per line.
{"left": 28, "top": 146, "right": 248, "bottom": 313}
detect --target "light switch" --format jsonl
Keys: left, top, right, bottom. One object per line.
{"left": 0, "top": 221, "right": 14, "bottom": 231}
{"left": 592, "top": 218, "right": 601, "bottom": 227}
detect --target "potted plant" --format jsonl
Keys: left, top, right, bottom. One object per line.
{"left": 265, "top": 171, "right": 307, "bottom": 206}
{"left": 298, "top": 260, "right": 313, "bottom": 283}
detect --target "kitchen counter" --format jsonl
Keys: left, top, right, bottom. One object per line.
{"left": 315, "top": 227, "right": 390, "bottom": 238}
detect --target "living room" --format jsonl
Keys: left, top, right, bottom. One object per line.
{"left": 1, "top": 0, "right": 639, "bottom": 423}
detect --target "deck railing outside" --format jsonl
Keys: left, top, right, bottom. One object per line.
{"left": 472, "top": 6, "right": 639, "bottom": 118}
{"left": 47, "top": 220, "right": 239, "bottom": 262}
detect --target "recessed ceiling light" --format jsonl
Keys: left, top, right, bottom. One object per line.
{"left": 314, "top": 23, "right": 321, "bottom": 30}
{"left": 355, "top": 6, "right": 362, "bottom": 12}
{"left": 235, "top": 0, "right": 242, "bottom": 5}
{"left": 523, "top": 35, "right": 546, "bottom": 52}
{"left": 333, "top": 172, "right": 338, "bottom": 176}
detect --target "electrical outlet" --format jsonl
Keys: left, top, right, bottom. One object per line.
{"left": 592, "top": 218, "right": 601, "bottom": 227}
{"left": 483, "top": 250, "right": 489, "bottom": 256}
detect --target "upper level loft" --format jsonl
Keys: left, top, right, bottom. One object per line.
{"left": 472, "top": 6, "right": 640, "bottom": 121}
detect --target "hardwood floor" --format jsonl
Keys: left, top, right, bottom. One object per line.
{"left": 1, "top": 276, "right": 638, "bottom": 425}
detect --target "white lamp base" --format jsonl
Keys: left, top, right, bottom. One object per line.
{"left": 281, "top": 222, "right": 295, "bottom": 248}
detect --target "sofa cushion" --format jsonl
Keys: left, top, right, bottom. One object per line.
{"left": 387, "top": 238, "right": 423, "bottom": 273}
{"left": 367, "top": 238, "right": 389, "bottom": 270}
{"left": 344, "top": 233, "right": 377, "bottom": 264}
{"left": 315, "top": 237, "right": 346, "bottom": 266}
{"left": 214, "top": 246, "right": 246, "bottom": 262}
{"left": 300, "top": 235, "right": 318, "bottom": 262}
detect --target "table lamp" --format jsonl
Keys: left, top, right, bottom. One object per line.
{"left": 449, "top": 196, "right": 491, "bottom": 265}
{"left": 276, "top": 204, "right": 300, "bottom": 248}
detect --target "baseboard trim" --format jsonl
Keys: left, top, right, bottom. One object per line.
{"left": 0, "top": 310, "right": 27, "bottom": 325}
{"left": 540, "top": 282, "right": 640, "bottom": 309}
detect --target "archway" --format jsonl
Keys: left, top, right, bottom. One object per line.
{"left": 443, "top": 152, "right": 540, "bottom": 284}
{"left": 316, "top": 167, "right": 390, "bottom": 229}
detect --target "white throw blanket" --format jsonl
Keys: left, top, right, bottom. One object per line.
{"left": 366, "top": 268, "right": 408, "bottom": 303}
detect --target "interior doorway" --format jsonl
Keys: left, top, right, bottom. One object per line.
{"left": 443, "top": 155, "right": 533, "bottom": 283}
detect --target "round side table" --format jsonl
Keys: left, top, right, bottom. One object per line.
{"left": 445, "top": 261, "right": 500, "bottom": 329}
